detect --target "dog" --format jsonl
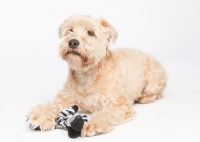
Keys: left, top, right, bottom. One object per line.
{"left": 27, "top": 15, "right": 167, "bottom": 137}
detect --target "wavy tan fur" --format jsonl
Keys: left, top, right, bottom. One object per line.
{"left": 27, "top": 15, "right": 167, "bottom": 136}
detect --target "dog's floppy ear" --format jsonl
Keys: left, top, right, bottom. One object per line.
{"left": 100, "top": 18, "right": 118, "bottom": 43}
{"left": 58, "top": 19, "right": 69, "bottom": 38}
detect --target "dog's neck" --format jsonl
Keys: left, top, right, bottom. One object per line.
{"left": 72, "top": 65, "right": 99, "bottom": 84}
{"left": 70, "top": 50, "right": 113, "bottom": 85}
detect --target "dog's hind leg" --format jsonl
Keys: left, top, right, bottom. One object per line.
{"left": 137, "top": 57, "right": 167, "bottom": 104}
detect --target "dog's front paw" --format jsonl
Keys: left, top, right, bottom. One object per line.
{"left": 27, "top": 103, "right": 57, "bottom": 131}
{"left": 81, "top": 121, "right": 113, "bottom": 137}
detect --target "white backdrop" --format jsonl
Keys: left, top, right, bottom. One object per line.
{"left": 0, "top": 0, "right": 200, "bottom": 142}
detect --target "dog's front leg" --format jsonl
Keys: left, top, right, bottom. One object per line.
{"left": 27, "top": 90, "right": 77, "bottom": 130}
{"left": 81, "top": 101, "right": 135, "bottom": 137}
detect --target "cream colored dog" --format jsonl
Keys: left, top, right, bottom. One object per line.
{"left": 27, "top": 15, "right": 167, "bottom": 137}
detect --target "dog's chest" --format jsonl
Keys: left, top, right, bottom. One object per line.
{"left": 72, "top": 69, "right": 111, "bottom": 112}
{"left": 74, "top": 82, "right": 109, "bottom": 112}
{"left": 75, "top": 87, "right": 108, "bottom": 112}
{"left": 75, "top": 91, "right": 108, "bottom": 112}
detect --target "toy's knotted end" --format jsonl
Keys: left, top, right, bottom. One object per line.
{"left": 71, "top": 116, "right": 84, "bottom": 131}
{"left": 68, "top": 127, "right": 81, "bottom": 138}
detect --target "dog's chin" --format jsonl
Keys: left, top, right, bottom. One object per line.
{"left": 65, "top": 51, "right": 87, "bottom": 61}
{"left": 66, "top": 51, "right": 81, "bottom": 57}
{"left": 64, "top": 51, "right": 94, "bottom": 71}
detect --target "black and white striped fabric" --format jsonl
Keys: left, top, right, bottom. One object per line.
{"left": 54, "top": 105, "right": 88, "bottom": 131}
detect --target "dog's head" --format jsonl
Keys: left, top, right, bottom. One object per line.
{"left": 58, "top": 15, "right": 118, "bottom": 71}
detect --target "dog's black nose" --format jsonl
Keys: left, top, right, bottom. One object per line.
{"left": 68, "top": 39, "right": 79, "bottom": 49}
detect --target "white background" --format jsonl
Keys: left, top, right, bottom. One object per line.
{"left": 0, "top": 0, "right": 200, "bottom": 142}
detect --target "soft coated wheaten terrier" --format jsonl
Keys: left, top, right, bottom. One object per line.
{"left": 27, "top": 15, "right": 167, "bottom": 137}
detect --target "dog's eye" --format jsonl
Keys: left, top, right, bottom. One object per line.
{"left": 88, "top": 30, "right": 94, "bottom": 36}
{"left": 69, "top": 28, "right": 73, "bottom": 32}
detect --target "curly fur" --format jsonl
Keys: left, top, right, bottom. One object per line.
{"left": 27, "top": 15, "right": 167, "bottom": 137}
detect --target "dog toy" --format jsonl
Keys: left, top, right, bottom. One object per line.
{"left": 54, "top": 105, "right": 88, "bottom": 138}
{"left": 30, "top": 105, "right": 88, "bottom": 138}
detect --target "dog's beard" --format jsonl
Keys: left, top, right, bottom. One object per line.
{"left": 65, "top": 50, "right": 88, "bottom": 62}
{"left": 63, "top": 50, "right": 95, "bottom": 71}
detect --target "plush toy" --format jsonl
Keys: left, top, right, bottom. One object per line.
{"left": 54, "top": 105, "right": 88, "bottom": 138}
{"left": 30, "top": 105, "right": 88, "bottom": 138}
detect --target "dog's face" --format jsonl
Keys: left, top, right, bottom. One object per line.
{"left": 58, "top": 15, "right": 118, "bottom": 71}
